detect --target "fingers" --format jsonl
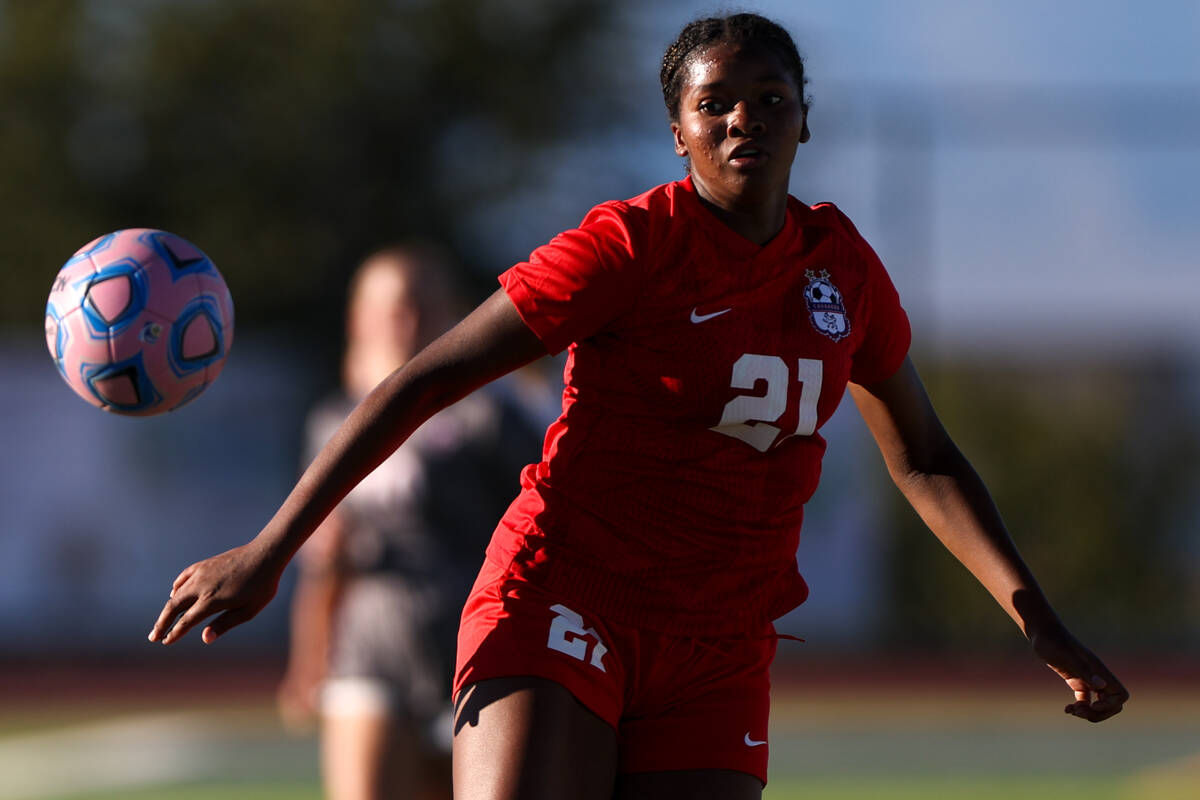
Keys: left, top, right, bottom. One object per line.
{"left": 1063, "top": 673, "right": 1129, "bottom": 723}
{"left": 158, "top": 596, "right": 218, "bottom": 644}
{"left": 152, "top": 595, "right": 248, "bottom": 645}
{"left": 148, "top": 599, "right": 184, "bottom": 643}
{"left": 149, "top": 599, "right": 243, "bottom": 646}
{"left": 149, "top": 566, "right": 223, "bottom": 645}
{"left": 149, "top": 574, "right": 199, "bottom": 643}
{"left": 148, "top": 543, "right": 281, "bottom": 647}
{"left": 1065, "top": 694, "right": 1125, "bottom": 722}
{"left": 202, "top": 607, "right": 256, "bottom": 644}
{"left": 171, "top": 565, "right": 195, "bottom": 594}
{"left": 1035, "top": 629, "right": 1129, "bottom": 724}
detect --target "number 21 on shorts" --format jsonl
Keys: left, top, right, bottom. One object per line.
{"left": 547, "top": 604, "right": 609, "bottom": 672}
{"left": 712, "top": 355, "right": 823, "bottom": 452}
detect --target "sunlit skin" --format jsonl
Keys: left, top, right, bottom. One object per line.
{"left": 671, "top": 41, "right": 811, "bottom": 245}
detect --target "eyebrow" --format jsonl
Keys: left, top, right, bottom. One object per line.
{"left": 690, "top": 74, "right": 790, "bottom": 93}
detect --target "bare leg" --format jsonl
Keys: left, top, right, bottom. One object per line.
{"left": 452, "top": 677, "right": 618, "bottom": 800}
{"left": 614, "top": 770, "right": 763, "bottom": 800}
{"left": 323, "top": 710, "right": 451, "bottom": 800}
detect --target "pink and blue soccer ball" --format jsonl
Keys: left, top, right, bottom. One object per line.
{"left": 44, "top": 229, "right": 235, "bottom": 416}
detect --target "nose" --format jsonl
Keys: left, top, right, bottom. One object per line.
{"left": 728, "top": 101, "right": 765, "bottom": 136}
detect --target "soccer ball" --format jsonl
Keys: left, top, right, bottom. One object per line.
{"left": 805, "top": 279, "right": 842, "bottom": 306}
{"left": 44, "top": 228, "right": 235, "bottom": 416}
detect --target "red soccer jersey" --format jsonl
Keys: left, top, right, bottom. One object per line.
{"left": 490, "top": 177, "right": 911, "bottom": 636}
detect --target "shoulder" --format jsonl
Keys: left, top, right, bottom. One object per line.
{"left": 581, "top": 180, "right": 688, "bottom": 234}
{"left": 571, "top": 180, "right": 693, "bottom": 265}
{"left": 798, "top": 199, "right": 886, "bottom": 270}
{"left": 800, "top": 199, "right": 864, "bottom": 241}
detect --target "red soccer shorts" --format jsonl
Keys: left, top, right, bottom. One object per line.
{"left": 453, "top": 558, "right": 777, "bottom": 784}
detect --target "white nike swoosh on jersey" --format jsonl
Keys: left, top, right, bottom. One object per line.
{"left": 690, "top": 307, "right": 731, "bottom": 323}
{"left": 744, "top": 733, "right": 767, "bottom": 747}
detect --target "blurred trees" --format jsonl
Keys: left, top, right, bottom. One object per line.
{"left": 0, "top": 0, "right": 635, "bottom": 366}
{"left": 880, "top": 354, "right": 1200, "bottom": 655}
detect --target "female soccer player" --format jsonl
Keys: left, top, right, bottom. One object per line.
{"left": 278, "top": 246, "right": 538, "bottom": 800}
{"left": 150, "top": 13, "right": 1128, "bottom": 800}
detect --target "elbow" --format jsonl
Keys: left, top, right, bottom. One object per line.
{"left": 384, "top": 355, "right": 479, "bottom": 423}
{"left": 888, "top": 434, "right": 965, "bottom": 489}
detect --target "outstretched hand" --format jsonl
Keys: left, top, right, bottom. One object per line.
{"left": 148, "top": 541, "right": 284, "bottom": 645}
{"left": 1031, "top": 625, "right": 1129, "bottom": 723}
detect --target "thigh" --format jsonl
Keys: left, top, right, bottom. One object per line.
{"left": 453, "top": 676, "right": 618, "bottom": 800}
{"left": 321, "top": 710, "right": 418, "bottom": 800}
{"left": 323, "top": 707, "right": 451, "bottom": 800}
{"left": 614, "top": 769, "right": 762, "bottom": 800}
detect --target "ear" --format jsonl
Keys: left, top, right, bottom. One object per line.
{"left": 671, "top": 122, "right": 688, "bottom": 158}
{"left": 799, "top": 108, "right": 811, "bottom": 144}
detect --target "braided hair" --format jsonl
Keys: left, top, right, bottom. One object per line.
{"left": 660, "top": 13, "right": 809, "bottom": 122}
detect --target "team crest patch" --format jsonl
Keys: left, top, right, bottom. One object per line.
{"left": 803, "top": 269, "right": 851, "bottom": 341}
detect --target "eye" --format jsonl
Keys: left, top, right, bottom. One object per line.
{"left": 698, "top": 100, "right": 726, "bottom": 115}
{"left": 762, "top": 93, "right": 783, "bottom": 106}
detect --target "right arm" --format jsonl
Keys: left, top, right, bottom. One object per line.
{"left": 149, "top": 288, "right": 546, "bottom": 645}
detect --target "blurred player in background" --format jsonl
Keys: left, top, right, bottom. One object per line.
{"left": 153, "top": 13, "right": 1128, "bottom": 799}
{"left": 276, "top": 246, "right": 540, "bottom": 800}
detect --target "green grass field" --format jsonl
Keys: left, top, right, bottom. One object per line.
{"left": 44, "top": 776, "right": 1199, "bottom": 800}
{"left": 2, "top": 661, "right": 1195, "bottom": 800}
{"left": 41, "top": 775, "right": 1190, "bottom": 800}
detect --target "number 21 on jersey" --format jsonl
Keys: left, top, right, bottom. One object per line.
{"left": 711, "top": 355, "right": 823, "bottom": 452}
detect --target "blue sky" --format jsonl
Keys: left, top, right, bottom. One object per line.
{"left": 766, "top": 0, "right": 1200, "bottom": 85}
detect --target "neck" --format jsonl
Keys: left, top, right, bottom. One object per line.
{"left": 690, "top": 179, "right": 789, "bottom": 245}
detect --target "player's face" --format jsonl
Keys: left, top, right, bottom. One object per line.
{"left": 349, "top": 258, "right": 419, "bottom": 357}
{"left": 671, "top": 41, "right": 808, "bottom": 213}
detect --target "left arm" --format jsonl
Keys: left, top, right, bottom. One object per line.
{"left": 849, "top": 356, "right": 1128, "bottom": 723}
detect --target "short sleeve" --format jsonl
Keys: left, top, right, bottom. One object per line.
{"left": 499, "top": 202, "right": 642, "bottom": 355}
{"left": 845, "top": 221, "right": 912, "bottom": 386}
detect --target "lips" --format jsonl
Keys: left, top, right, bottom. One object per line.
{"left": 728, "top": 144, "right": 767, "bottom": 165}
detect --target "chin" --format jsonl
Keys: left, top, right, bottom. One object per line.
{"left": 725, "top": 171, "right": 787, "bottom": 199}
